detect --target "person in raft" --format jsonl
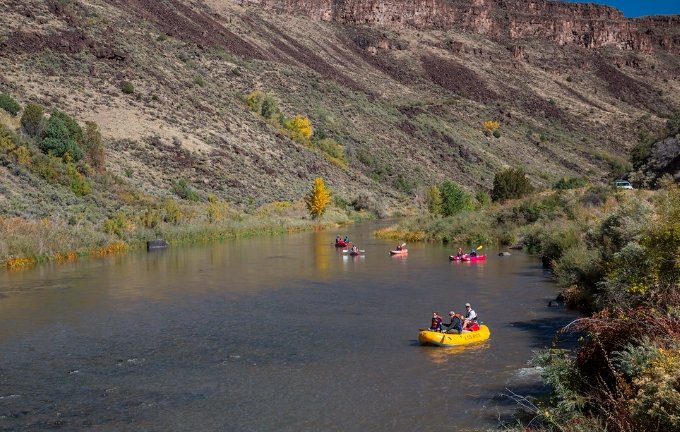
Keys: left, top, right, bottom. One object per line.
{"left": 344, "top": 235, "right": 350, "bottom": 243}
{"left": 463, "top": 302, "right": 478, "bottom": 330}
{"left": 429, "top": 312, "right": 443, "bottom": 332}
{"left": 336, "top": 235, "right": 342, "bottom": 245}
{"left": 443, "top": 311, "right": 463, "bottom": 334}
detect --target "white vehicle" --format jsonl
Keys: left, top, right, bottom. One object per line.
{"left": 615, "top": 180, "right": 634, "bottom": 190}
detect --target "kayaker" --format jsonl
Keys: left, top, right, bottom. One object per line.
{"left": 429, "top": 312, "right": 443, "bottom": 332}
{"left": 443, "top": 311, "right": 463, "bottom": 334}
{"left": 457, "top": 247, "right": 463, "bottom": 258}
{"left": 395, "top": 244, "right": 403, "bottom": 251}
{"left": 351, "top": 245, "right": 359, "bottom": 254}
{"left": 463, "top": 302, "right": 477, "bottom": 329}
{"left": 469, "top": 249, "right": 477, "bottom": 257}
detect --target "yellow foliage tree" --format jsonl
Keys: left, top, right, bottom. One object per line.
{"left": 305, "top": 177, "right": 332, "bottom": 219}
{"left": 483, "top": 120, "right": 500, "bottom": 133}
{"left": 284, "top": 114, "right": 313, "bottom": 140}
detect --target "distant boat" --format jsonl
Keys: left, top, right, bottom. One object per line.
{"left": 389, "top": 249, "right": 407, "bottom": 255}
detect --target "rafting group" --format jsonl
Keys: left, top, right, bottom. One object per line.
{"left": 419, "top": 302, "right": 490, "bottom": 346}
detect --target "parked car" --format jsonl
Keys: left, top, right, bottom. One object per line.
{"left": 615, "top": 180, "right": 634, "bottom": 190}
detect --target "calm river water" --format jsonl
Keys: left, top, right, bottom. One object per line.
{"left": 0, "top": 221, "right": 577, "bottom": 431}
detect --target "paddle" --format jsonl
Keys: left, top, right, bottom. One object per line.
{"left": 343, "top": 250, "right": 365, "bottom": 253}
{"left": 476, "top": 245, "right": 483, "bottom": 250}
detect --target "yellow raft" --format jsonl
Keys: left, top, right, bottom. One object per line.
{"left": 418, "top": 325, "right": 491, "bottom": 347}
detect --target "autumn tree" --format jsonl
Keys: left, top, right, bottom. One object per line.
{"left": 305, "top": 177, "right": 332, "bottom": 219}
{"left": 425, "top": 185, "right": 443, "bottom": 215}
{"left": 482, "top": 120, "right": 500, "bottom": 136}
{"left": 284, "top": 114, "right": 313, "bottom": 141}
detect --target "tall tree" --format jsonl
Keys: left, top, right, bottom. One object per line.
{"left": 305, "top": 177, "right": 332, "bottom": 219}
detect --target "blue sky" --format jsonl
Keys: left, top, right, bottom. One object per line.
{"left": 565, "top": 1, "right": 680, "bottom": 17}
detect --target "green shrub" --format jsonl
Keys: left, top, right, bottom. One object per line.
{"left": 439, "top": 180, "right": 472, "bottom": 217}
{"left": 553, "top": 245, "right": 602, "bottom": 289}
{"left": 475, "top": 190, "right": 491, "bottom": 208}
{"left": 491, "top": 167, "right": 534, "bottom": 202}
{"left": 172, "top": 178, "right": 199, "bottom": 201}
{"left": 67, "top": 164, "right": 92, "bottom": 196}
{"left": 104, "top": 212, "right": 128, "bottom": 237}
{"left": 0, "top": 93, "right": 20, "bottom": 116}
{"left": 553, "top": 177, "right": 588, "bottom": 190}
{"left": 20, "top": 103, "right": 45, "bottom": 136}
{"left": 667, "top": 111, "right": 680, "bottom": 136}
{"left": 121, "top": 81, "right": 135, "bottom": 95}
{"left": 426, "top": 185, "right": 443, "bottom": 215}
{"left": 33, "top": 154, "right": 61, "bottom": 184}
{"left": 140, "top": 207, "right": 161, "bottom": 228}
{"left": 245, "top": 90, "right": 263, "bottom": 113}
{"left": 260, "top": 95, "right": 281, "bottom": 121}
{"left": 50, "top": 110, "right": 83, "bottom": 144}
{"left": 82, "top": 121, "right": 105, "bottom": 172}
{"left": 163, "top": 199, "right": 181, "bottom": 224}
{"left": 40, "top": 115, "right": 82, "bottom": 161}
{"left": 314, "top": 137, "right": 345, "bottom": 162}
{"left": 492, "top": 129, "right": 501, "bottom": 139}
{"left": 194, "top": 76, "right": 206, "bottom": 87}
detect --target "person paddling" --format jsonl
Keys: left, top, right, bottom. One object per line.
{"left": 443, "top": 311, "right": 463, "bottom": 334}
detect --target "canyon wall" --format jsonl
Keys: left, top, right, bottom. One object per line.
{"left": 243, "top": 0, "right": 677, "bottom": 52}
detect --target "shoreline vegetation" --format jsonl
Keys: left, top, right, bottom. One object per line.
{"left": 0, "top": 95, "right": 375, "bottom": 272}
{"left": 375, "top": 183, "right": 679, "bottom": 430}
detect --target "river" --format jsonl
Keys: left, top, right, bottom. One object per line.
{"left": 0, "top": 221, "right": 577, "bottom": 431}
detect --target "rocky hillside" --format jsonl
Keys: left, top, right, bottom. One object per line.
{"left": 1, "top": 0, "right": 678, "bottom": 213}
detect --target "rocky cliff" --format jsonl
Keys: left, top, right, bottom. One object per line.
{"left": 243, "top": 0, "right": 677, "bottom": 52}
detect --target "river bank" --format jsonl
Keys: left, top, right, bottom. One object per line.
{"left": 1, "top": 202, "right": 374, "bottom": 271}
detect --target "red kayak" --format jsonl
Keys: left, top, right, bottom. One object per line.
{"left": 462, "top": 254, "right": 486, "bottom": 262}
{"left": 335, "top": 240, "right": 349, "bottom": 247}
{"left": 450, "top": 254, "right": 486, "bottom": 262}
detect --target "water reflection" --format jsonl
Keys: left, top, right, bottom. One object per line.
{"left": 419, "top": 341, "right": 492, "bottom": 365}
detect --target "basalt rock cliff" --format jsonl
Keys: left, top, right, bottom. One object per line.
{"left": 244, "top": 0, "right": 680, "bottom": 53}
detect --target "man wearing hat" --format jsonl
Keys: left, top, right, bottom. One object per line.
{"left": 463, "top": 302, "right": 477, "bottom": 330}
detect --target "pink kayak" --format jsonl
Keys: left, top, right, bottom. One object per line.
{"left": 390, "top": 249, "right": 408, "bottom": 255}
{"left": 449, "top": 254, "right": 486, "bottom": 262}
{"left": 462, "top": 254, "right": 486, "bottom": 262}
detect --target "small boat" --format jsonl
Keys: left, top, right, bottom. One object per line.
{"left": 449, "top": 255, "right": 463, "bottom": 261}
{"left": 461, "top": 254, "right": 486, "bottom": 262}
{"left": 389, "top": 249, "right": 408, "bottom": 255}
{"left": 335, "top": 240, "right": 349, "bottom": 247}
{"left": 349, "top": 251, "right": 363, "bottom": 256}
{"left": 418, "top": 325, "right": 490, "bottom": 346}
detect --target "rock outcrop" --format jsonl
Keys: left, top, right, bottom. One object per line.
{"left": 244, "top": 0, "right": 678, "bottom": 52}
